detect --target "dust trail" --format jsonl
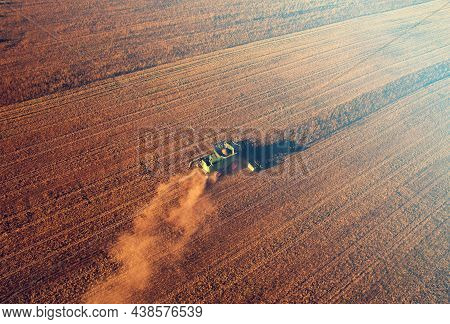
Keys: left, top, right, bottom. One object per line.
{"left": 83, "top": 169, "right": 216, "bottom": 303}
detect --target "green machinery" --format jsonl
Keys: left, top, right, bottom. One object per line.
{"left": 189, "top": 141, "right": 259, "bottom": 174}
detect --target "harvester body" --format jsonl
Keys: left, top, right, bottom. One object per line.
{"left": 190, "top": 141, "right": 258, "bottom": 174}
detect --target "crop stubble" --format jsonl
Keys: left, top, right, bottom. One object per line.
{"left": 0, "top": 1, "right": 448, "bottom": 303}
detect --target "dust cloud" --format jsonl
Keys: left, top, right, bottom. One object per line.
{"left": 84, "top": 169, "right": 216, "bottom": 303}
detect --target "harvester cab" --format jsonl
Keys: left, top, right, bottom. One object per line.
{"left": 189, "top": 140, "right": 259, "bottom": 175}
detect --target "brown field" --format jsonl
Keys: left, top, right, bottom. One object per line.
{"left": 0, "top": 1, "right": 449, "bottom": 303}
{"left": 0, "top": 0, "right": 433, "bottom": 105}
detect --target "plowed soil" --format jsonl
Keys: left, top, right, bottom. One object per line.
{"left": 0, "top": 1, "right": 448, "bottom": 303}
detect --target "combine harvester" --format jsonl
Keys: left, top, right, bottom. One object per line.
{"left": 189, "top": 141, "right": 260, "bottom": 175}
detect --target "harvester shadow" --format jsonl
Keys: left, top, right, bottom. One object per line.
{"left": 236, "top": 139, "right": 307, "bottom": 172}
